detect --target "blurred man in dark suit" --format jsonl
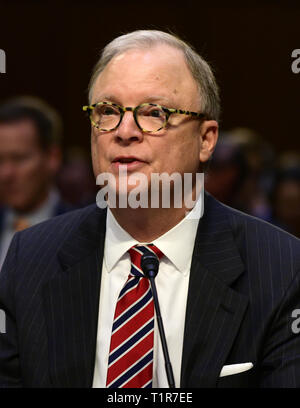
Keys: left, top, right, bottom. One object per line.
{"left": 0, "top": 31, "right": 300, "bottom": 388}
{"left": 0, "top": 97, "right": 70, "bottom": 268}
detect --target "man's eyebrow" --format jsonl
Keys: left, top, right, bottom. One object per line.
{"left": 145, "top": 96, "right": 177, "bottom": 107}
{"left": 92, "top": 95, "right": 175, "bottom": 106}
{"left": 92, "top": 95, "right": 121, "bottom": 105}
{"left": 145, "top": 96, "right": 172, "bottom": 103}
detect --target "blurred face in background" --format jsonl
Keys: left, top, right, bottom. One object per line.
{"left": 0, "top": 119, "right": 60, "bottom": 213}
{"left": 274, "top": 179, "right": 300, "bottom": 237}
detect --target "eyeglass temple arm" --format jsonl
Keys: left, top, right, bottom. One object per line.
{"left": 166, "top": 107, "right": 206, "bottom": 119}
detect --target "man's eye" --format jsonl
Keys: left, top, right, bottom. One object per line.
{"left": 102, "top": 107, "right": 117, "bottom": 115}
{"left": 148, "top": 109, "right": 164, "bottom": 118}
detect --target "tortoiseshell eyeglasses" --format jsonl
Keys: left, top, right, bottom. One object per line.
{"left": 82, "top": 101, "right": 206, "bottom": 133}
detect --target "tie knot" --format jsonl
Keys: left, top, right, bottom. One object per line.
{"left": 13, "top": 217, "right": 30, "bottom": 232}
{"left": 128, "top": 244, "right": 164, "bottom": 277}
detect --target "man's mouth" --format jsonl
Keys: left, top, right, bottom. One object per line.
{"left": 112, "top": 156, "right": 144, "bottom": 164}
{"left": 111, "top": 156, "right": 147, "bottom": 171}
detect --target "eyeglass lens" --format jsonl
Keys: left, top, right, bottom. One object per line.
{"left": 91, "top": 103, "right": 167, "bottom": 132}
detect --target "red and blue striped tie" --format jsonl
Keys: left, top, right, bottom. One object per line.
{"left": 106, "top": 244, "right": 164, "bottom": 388}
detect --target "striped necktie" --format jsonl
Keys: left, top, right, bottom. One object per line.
{"left": 106, "top": 244, "right": 164, "bottom": 388}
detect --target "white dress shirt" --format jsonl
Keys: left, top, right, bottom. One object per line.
{"left": 92, "top": 195, "right": 203, "bottom": 388}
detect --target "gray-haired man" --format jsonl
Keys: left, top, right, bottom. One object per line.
{"left": 1, "top": 30, "right": 300, "bottom": 388}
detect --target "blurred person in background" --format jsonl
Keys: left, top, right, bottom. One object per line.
{"left": 205, "top": 128, "right": 274, "bottom": 221}
{"left": 204, "top": 131, "right": 248, "bottom": 208}
{"left": 270, "top": 152, "right": 300, "bottom": 238}
{"left": 0, "top": 96, "right": 72, "bottom": 269}
{"left": 228, "top": 127, "right": 274, "bottom": 221}
{"left": 57, "top": 147, "right": 97, "bottom": 208}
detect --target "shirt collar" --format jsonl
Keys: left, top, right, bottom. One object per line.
{"left": 104, "top": 190, "right": 203, "bottom": 275}
{"left": 4, "top": 189, "right": 60, "bottom": 228}
{"left": 104, "top": 209, "right": 137, "bottom": 272}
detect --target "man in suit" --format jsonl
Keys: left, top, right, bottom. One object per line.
{"left": 0, "top": 97, "right": 71, "bottom": 269}
{"left": 1, "top": 30, "right": 300, "bottom": 388}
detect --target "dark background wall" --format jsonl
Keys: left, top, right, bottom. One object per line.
{"left": 0, "top": 0, "right": 299, "bottom": 155}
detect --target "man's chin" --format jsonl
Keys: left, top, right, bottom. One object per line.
{"left": 5, "top": 200, "right": 32, "bottom": 213}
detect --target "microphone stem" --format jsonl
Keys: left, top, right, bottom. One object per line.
{"left": 149, "top": 276, "right": 175, "bottom": 389}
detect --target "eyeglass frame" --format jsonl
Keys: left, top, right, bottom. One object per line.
{"left": 82, "top": 101, "right": 206, "bottom": 133}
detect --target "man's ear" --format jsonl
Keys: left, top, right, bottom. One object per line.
{"left": 199, "top": 120, "right": 218, "bottom": 163}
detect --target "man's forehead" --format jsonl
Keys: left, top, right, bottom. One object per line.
{"left": 92, "top": 45, "right": 199, "bottom": 106}
{"left": 0, "top": 119, "right": 39, "bottom": 146}
{"left": 113, "top": 43, "right": 183, "bottom": 61}
{"left": 0, "top": 118, "right": 37, "bottom": 134}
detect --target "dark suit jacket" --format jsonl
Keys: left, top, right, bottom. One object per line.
{"left": 1, "top": 193, "right": 300, "bottom": 388}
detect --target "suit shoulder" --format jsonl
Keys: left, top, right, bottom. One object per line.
{"left": 26, "top": 203, "right": 98, "bottom": 229}
{"left": 16, "top": 204, "right": 104, "bottom": 250}
{"left": 225, "top": 202, "right": 299, "bottom": 239}
{"left": 219, "top": 201, "right": 300, "bottom": 266}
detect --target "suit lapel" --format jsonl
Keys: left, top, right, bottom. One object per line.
{"left": 181, "top": 194, "right": 248, "bottom": 387}
{"left": 43, "top": 206, "right": 107, "bottom": 387}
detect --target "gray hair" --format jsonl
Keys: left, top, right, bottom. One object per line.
{"left": 88, "top": 30, "right": 220, "bottom": 121}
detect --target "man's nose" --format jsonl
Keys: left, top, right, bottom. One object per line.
{"left": 114, "top": 111, "right": 144, "bottom": 144}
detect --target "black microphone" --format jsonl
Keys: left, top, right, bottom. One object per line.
{"left": 141, "top": 253, "right": 175, "bottom": 389}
